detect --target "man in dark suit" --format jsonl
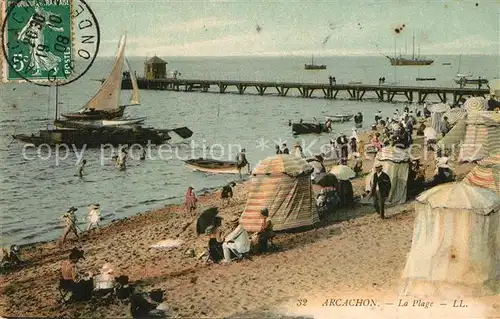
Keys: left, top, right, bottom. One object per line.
{"left": 370, "top": 164, "right": 391, "bottom": 219}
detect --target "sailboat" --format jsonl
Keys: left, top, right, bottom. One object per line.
{"left": 60, "top": 35, "right": 133, "bottom": 120}
{"left": 55, "top": 57, "right": 144, "bottom": 128}
{"left": 304, "top": 55, "right": 327, "bottom": 70}
{"left": 453, "top": 55, "right": 488, "bottom": 86}
{"left": 13, "top": 35, "right": 194, "bottom": 147}
{"left": 386, "top": 31, "right": 434, "bottom": 66}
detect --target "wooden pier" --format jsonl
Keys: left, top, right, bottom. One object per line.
{"left": 121, "top": 78, "right": 490, "bottom": 105}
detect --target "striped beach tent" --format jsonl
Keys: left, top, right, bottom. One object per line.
{"left": 240, "top": 155, "right": 319, "bottom": 232}
{"left": 462, "top": 152, "right": 500, "bottom": 195}
{"left": 460, "top": 112, "right": 500, "bottom": 162}
{"left": 443, "top": 108, "right": 467, "bottom": 125}
{"left": 437, "top": 112, "right": 500, "bottom": 162}
{"left": 463, "top": 96, "right": 488, "bottom": 112}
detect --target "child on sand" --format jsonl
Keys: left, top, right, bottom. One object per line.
{"left": 185, "top": 187, "right": 197, "bottom": 213}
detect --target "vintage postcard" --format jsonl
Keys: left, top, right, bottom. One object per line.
{"left": 0, "top": 0, "right": 499, "bottom": 318}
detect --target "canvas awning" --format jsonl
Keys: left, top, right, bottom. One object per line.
{"left": 462, "top": 152, "right": 500, "bottom": 195}
{"left": 375, "top": 146, "right": 410, "bottom": 163}
{"left": 416, "top": 182, "right": 500, "bottom": 215}
{"left": 252, "top": 155, "right": 313, "bottom": 177}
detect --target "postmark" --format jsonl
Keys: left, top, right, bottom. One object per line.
{"left": 1, "top": 0, "right": 100, "bottom": 86}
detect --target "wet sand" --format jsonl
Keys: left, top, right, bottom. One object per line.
{"left": 2, "top": 126, "right": 497, "bottom": 318}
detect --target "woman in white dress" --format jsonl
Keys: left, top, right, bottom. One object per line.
{"left": 87, "top": 204, "right": 100, "bottom": 230}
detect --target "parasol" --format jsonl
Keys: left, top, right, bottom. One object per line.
{"left": 463, "top": 97, "right": 487, "bottom": 112}
{"left": 196, "top": 207, "right": 219, "bottom": 235}
{"left": 329, "top": 165, "right": 355, "bottom": 180}
{"left": 315, "top": 173, "right": 338, "bottom": 187}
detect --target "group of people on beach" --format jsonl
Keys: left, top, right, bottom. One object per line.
{"left": 59, "top": 204, "right": 101, "bottom": 246}
{"left": 184, "top": 180, "right": 275, "bottom": 265}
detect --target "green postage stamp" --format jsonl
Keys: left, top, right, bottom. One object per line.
{"left": 1, "top": 0, "right": 73, "bottom": 83}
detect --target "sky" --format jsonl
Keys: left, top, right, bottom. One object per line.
{"left": 87, "top": 0, "right": 500, "bottom": 57}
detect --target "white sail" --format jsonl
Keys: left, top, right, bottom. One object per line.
{"left": 83, "top": 34, "right": 127, "bottom": 111}
{"left": 126, "top": 58, "right": 140, "bottom": 105}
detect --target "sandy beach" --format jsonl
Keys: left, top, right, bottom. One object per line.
{"left": 1, "top": 127, "right": 498, "bottom": 319}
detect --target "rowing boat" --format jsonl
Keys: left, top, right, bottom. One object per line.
{"left": 184, "top": 158, "right": 241, "bottom": 174}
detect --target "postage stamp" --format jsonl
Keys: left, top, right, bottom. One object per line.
{"left": 1, "top": 0, "right": 100, "bottom": 86}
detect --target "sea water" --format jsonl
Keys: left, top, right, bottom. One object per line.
{"left": 0, "top": 55, "right": 498, "bottom": 245}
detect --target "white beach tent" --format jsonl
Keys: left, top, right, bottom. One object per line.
{"left": 401, "top": 182, "right": 500, "bottom": 297}
{"left": 427, "top": 103, "right": 451, "bottom": 134}
{"left": 363, "top": 146, "right": 410, "bottom": 206}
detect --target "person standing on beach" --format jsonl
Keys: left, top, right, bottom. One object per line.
{"left": 236, "top": 149, "right": 250, "bottom": 178}
{"left": 369, "top": 164, "right": 391, "bottom": 219}
{"left": 185, "top": 187, "right": 197, "bottom": 214}
{"left": 87, "top": 204, "right": 100, "bottom": 230}
{"left": 78, "top": 160, "right": 86, "bottom": 178}
{"left": 59, "top": 207, "right": 79, "bottom": 246}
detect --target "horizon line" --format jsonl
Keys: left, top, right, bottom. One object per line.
{"left": 98, "top": 53, "right": 500, "bottom": 58}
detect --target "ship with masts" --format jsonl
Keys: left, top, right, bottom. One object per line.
{"left": 386, "top": 31, "right": 434, "bottom": 66}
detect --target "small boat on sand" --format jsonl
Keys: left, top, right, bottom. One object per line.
{"left": 184, "top": 158, "right": 240, "bottom": 174}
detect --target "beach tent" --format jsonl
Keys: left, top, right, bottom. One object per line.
{"left": 427, "top": 103, "right": 451, "bottom": 134}
{"left": 401, "top": 182, "right": 500, "bottom": 297}
{"left": 462, "top": 152, "right": 500, "bottom": 195}
{"left": 437, "top": 111, "right": 500, "bottom": 162}
{"left": 463, "top": 96, "right": 488, "bottom": 112}
{"left": 364, "top": 146, "right": 410, "bottom": 206}
{"left": 240, "top": 155, "right": 319, "bottom": 232}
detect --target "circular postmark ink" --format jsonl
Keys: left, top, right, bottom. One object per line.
{"left": 1, "top": 0, "right": 100, "bottom": 86}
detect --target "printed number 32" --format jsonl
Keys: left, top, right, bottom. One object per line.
{"left": 297, "top": 299, "right": 307, "bottom": 306}
{"left": 12, "top": 54, "right": 28, "bottom": 71}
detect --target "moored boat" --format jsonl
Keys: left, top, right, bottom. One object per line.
{"left": 13, "top": 35, "right": 193, "bottom": 147}
{"left": 61, "top": 35, "right": 139, "bottom": 121}
{"left": 184, "top": 158, "right": 240, "bottom": 174}
{"left": 304, "top": 55, "right": 326, "bottom": 70}
{"left": 329, "top": 114, "right": 354, "bottom": 122}
{"left": 61, "top": 106, "right": 126, "bottom": 120}
{"left": 292, "top": 123, "right": 327, "bottom": 135}
{"left": 102, "top": 117, "right": 147, "bottom": 126}
{"left": 454, "top": 76, "right": 488, "bottom": 86}
{"left": 13, "top": 126, "right": 172, "bottom": 147}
